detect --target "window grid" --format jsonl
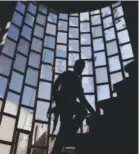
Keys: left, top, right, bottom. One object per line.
{"left": 0, "top": 2, "right": 135, "bottom": 153}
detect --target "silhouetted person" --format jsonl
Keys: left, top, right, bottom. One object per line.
{"left": 48, "top": 59, "right": 96, "bottom": 154}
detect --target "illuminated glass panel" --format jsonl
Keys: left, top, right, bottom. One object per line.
{"left": 46, "top": 23, "right": 56, "bottom": 36}
{"left": 85, "top": 95, "right": 95, "bottom": 110}
{"left": 104, "top": 27, "right": 116, "bottom": 41}
{"left": 22, "top": 86, "right": 36, "bottom": 107}
{"left": 17, "top": 38, "right": 30, "bottom": 56}
{"left": 69, "top": 17, "right": 79, "bottom": 27}
{"left": 29, "top": 52, "right": 41, "bottom": 69}
{"left": 0, "top": 116, "right": 16, "bottom": 141}
{"left": 44, "top": 35, "right": 55, "bottom": 49}
{"left": 42, "top": 49, "right": 54, "bottom": 64}
{"left": 2, "top": 39, "right": 16, "bottom": 58}
{"left": 80, "top": 22, "right": 90, "bottom": 32}
{"left": 80, "top": 12, "right": 89, "bottom": 21}
{"left": 48, "top": 12, "right": 57, "bottom": 24}
{"left": 25, "top": 68, "right": 39, "bottom": 87}
{"left": 55, "top": 59, "right": 66, "bottom": 73}
{"left": 97, "top": 84, "right": 110, "bottom": 101}
{"left": 0, "top": 76, "right": 7, "bottom": 98}
{"left": 31, "top": 37, "right": 42, "bottom": 53}
{"left": 57, "top": 32, "right": 67, "bottom": 44}
{"left": 68, "top": 53, "right": 79, "bottom": 66}
{"left": 18, "top": 107, "right": 33, "bottom": 131}
{"left": 58, "top": 20, "right": 67, "bottom": 31}
{"left": 40, "top": 64, "right": 53, "bottom": 81}
{"left": 103, "top": 16, "right": 113, "bottom": 29}
{"left": 69, "top": 28, "right": 79, "bottom": 38}
{"left": 4, "top": 92, "right": 20, "bottom": 115}
{"left": 101, "top": 6, "right": 111, "bottom": 17}
{"left": 16, "top": 1, "right": 26, "bottom": 14}
{"left": 25, "top": 13, "right": 35, "bottom": 27}
{"left": 59, "top": 13, "right": 68, "bottom": 20}
{"left": 9, "top": 71, "right": 23, "bottom": 93}
{"left": 113, "top": 6, "right": 124, "bottom": 19}
{"left": 69, "top": 40, "right": 79, "bottom": 52}
{"left": 117, "top": 30, "right": 130, "bottom": 44}
{"left": 28, "top": 2, "right": 37, "bottom": 15}
{"left": 38, "top": 4, "right": 47, "bottom": 14}
{"left": 21, "top": 25, "right": 32, "bottom": 41}
{"left": 12, "top": 11, "right": 23, "bottom": 27}
{"left": 81, "top": 34, "right": 91, "bottom": 45}
{"left": 0, "top": 144, "right": 11, "bottom": 154}
{"left": 81, "top": 46, "right": 92, "bottom": 59}
{"left": 34, "top": 24, "right": 44, "bottom": 39}
{"left": 56, "top": 45, "right": 67, "bottom": 58}
{"left": 36, "top": 13, "right": 46, "bottom": 26}
{"left": 38, "top": 82, "right": 51, "bottom": 100}
{"left": 82, "top": 77, "right": 94, "bottom": 93}
{"left": 36, "top": 101, "right": 49, "bottom": 121}
{"left": 96, "top": 67, "right": 108, "bottom": 84}
{"left": 91, "top": 15, "right": 101, "bottom": 25}
{"left": 14, "top": 54, "right": 27, "bottom": 73}
{"left": 115, "top": 17, "right": 126, "bottom": 30}
{"left": 93, "top": 38, "right": 104, "bottom": 51}
{"left": 8, "top": 24, "right": 19, "bottom": 41}
{"left": 106, "top": 40, "right": 118, "bottom": 56}
{"left": 91, "top": 26, "right": 102, "bottom": 38}
{"left": 0, "top": 55, "right": 12, "bottom": 76}
{"left": 94, "top": 52, "right": 106, "bottom": 66}
{"left": 82, "top": 61, "right": 93, "bottom": 75}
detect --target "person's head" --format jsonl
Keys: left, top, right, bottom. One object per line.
{"left": 74, "top": 59, "right": 85, "bottom": 75}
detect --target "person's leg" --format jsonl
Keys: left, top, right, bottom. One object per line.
{"left": 72, "top": 104, "right": 87, "bottom": 133}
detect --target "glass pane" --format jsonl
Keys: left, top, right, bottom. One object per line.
{"left": 44, "top": 35, "right": 55, "bottom": 49}
{"left": 40, "top": 64, "right": 53, "bottom": 81}
{"left": 25, "top": 13, "right": 35, "bottom": 27}
{"left": 115, "top": 17, "right": 126, "bottom": 31}
{"left": 18, "top": 107, "right": 33, "bottom": 131}
{"left": 113, "top": 6, "right": 124, "bottom": 19}
{"left": 69, "top": 17, "right": 78, "bottom": 27}
{"left": 31, "top": 37, "right": 42, "bottom": 53}
{"left": 42, "top": 49, "right": 54, "bottom": 64}
{"left": 32, "top": 123, "right": 48, "bottom": 146}
{"left": 108, "top": 55, "right": 121, "bottom": 72}
{"left": 91, "top": 15, "right": 101, "bottom": 25}
{"left": 16, "top": 1, "right": 26, "bottom": 14}
{"left": 34, "top": 24, "right": 44, "bottom": 39}
{"left": 101, "top": 6, "right": 111, "bottom": 17}
{"left": 38, "top": 82, "right": 52, "bottom": 100}
{"left": 69, "top": 28, "right": 79, "bottom": 38}
{"left": 117, "top": 30, "right": 130, "bottom": 44}
{"left": 0, "top": 116, "right": 16, "bottom": 141}
{"left": 29, "top": 52, "right": 41, "bottom": 69}
{"left": 54, "top": 74, "right": 59, "bottom": 81}
{"left": 80, "top": 22, "right": 90, "bottom": 32}
{"left": 0, "top": 76, "right": 7, "bottom": 98}
{"left": 12, "top": 11, "right": 23, "bottom": 27}
{"left": 91, "top": 26, "right": 102, "bottom": 38}
{"left": 16, "top": 133, "right": 29, "bottom": 154}
{"left": 56, "top": 45, "right": 67, "bottom": 58}
{"left": 21, "top": 25, "right": 32, "bottom": 41}
{"left": 57, "top": 32, "right": 67, "bottom": 44}
{"left": 123, "top": 59, "right": 134, "bottom": 77}
{"left": 46, "top": 23, "right": 56, "bottom": 36}
{"left": 28, "top": 2, "right": 37, "bottom": 15}
{"left": 48, "top": 12, "right": 57, "bottom": 24}
{"left": 69, "top": 40, "right": 79, "bottom": 52}
{"left": 0, "top": 55, "right": 12, "bottom": 76}
{"left": 36, "top": 13, "right": 46, "bottom": 26}
{"left": 14, "top": 54, "right": 27, "bottom": 73}
{"left": 106, "top": 40, "right": 118, "bottom": 56}
{"left": 38, "top": 4, "right": 47, "bottom": 14}
{"left": 8, "top": 24, "right": 19, "bottom": 41}
{"left": 112, "top": 2, "right": 121, "bottom": 8}
{"left": 36, "top": 101, "right": 49, "bottom": 121}
{"left": 2, "top": 39, "right": 16, "bottom": 58}
{"left": 82, "top": 77, "right": 94, "bottom": 93}
{"left": 91, "top": 9, "right": 100, "bottom": 15}
{"left": 22, "top": 86, "right": 36, "bottom": 107}
{"left": 103, "top": 16, "right": 113, "bottom": 29}
{"left": 68, "top": 67, "right": 74, "bottom": 72}
{"left": 59, "top": 13, "right": 68, "bottom": 20}
{"left": 120, "top": 44, "right": 134, "bottom": 60}
{"left": 97, "top": 85, "right": 110, "bottom": 101}
{"left": 81, "top": 34, "right": 91, "bottom": 45}
{"left": 58, "top": 20, "right": 67, "bottom": 31}
{"left": 80, "top": 12, "right": 89, "bottom": 21}
{"left": 104, "top": 28, "right": 115, "bottom": 41}
{"left": 4, "top": 92, "right": 20, "bottom": 115}
{"left": 10, "top": 71, "right": 23, "bottom": 93}
{"left": 25, "top": 68, "right": 38, "bottom": 87}
{"left": 93, "top": 38, "right": 104, "bottom": 51}
{"left": 82, "top": 61, "right": 93, "bottom": 75}
{"left": 110, "top": 72, "right": 123, "bottom": 90}
{"left": 55, "top": 59, "right": 66, "bottom": 73}
{"left": 17, "top": 38, "right": 30, "bottom": 56}
{"left": 85, "top": 95, "right": 95, "bottom": 110}
{"left": 68, "top": 53, "right": 79, "bottom": 66}
{"left": 96, "top": 67, "right": 108, "bottom": 84}
{"left": 94, "top": 52, "right": 106, "bottom": 66}
{"left": 0, "top": 144, "right": 11, "bottom": 154}
{"left": 81, "top": 47, "right": 92, "bottom": 59}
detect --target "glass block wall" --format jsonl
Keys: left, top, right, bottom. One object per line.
{"left": 0, "top": 1, "right": 134, "bottom": 154}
